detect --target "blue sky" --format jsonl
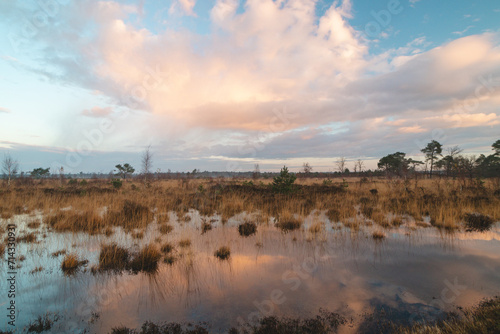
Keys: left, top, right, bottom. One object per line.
{"left": 0, "top": 0, "right": 499, "bottom": 174}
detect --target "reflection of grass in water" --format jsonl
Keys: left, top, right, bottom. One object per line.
{"left": 27, "top": 312, "right": 59, "bottom": 333}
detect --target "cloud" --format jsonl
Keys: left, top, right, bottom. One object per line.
{"left": 2, "top": 1, "right": 500, "bottom": 170}
{"left": 0, "top": 107, "right": 10, "bottom": 113}
{"left": 170, "top": 0, "right": 197, "bottom": 17}
{"left": 453, "top": 25, "right": 474, "bottom": 35}
{"left": 81, "top": 107, "right": 114, "bottom": 118}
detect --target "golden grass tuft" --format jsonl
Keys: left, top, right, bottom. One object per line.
{"left": 372, "top": 231, "right": 386, "bottom": 240}
{"left": 98, "top": 244, "right": 130, "bottom": 271}
{"left": 61, "top": 254, "right": 87, "bottom": 275}
{"left": 17, "top": 232, "right": 37, "bottom": 243}
{"left": 128, "top": 244, "right": 161, "bottom": 273}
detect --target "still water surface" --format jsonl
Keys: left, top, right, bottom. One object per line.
{"left": 1, "top": 211, "right": 499, "bottom": 333}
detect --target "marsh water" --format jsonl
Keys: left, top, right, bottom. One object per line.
{"left": 1, "top": 211, "right": 500, "bottom": 333}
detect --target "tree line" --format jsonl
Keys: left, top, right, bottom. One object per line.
{"left": 2, "top": 139, "right": 499, "bottom": 187}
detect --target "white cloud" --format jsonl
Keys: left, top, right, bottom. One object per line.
{"left": 170, "top": 0, "right": 197, "bottom": 17}
{"left": 2, "top": 0, "right": 500, "bottom": 169}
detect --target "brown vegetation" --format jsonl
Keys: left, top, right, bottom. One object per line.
{"left": 214, "top": 246, "right": 231, "bottom": 260}
{"left": 0, "top": 178, "right": 497, "bottom": 235}
{"left": 61, "top": 254, "right": 87, "bottom": 275}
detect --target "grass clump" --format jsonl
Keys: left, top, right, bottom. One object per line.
{"left": 51, "top": 250, "right": 66, "bottom": 257}
{"left": 61, "top": 254, "right": 87, "bottom": 275}
{"left": 98, "top": 244, "right": 130, "bottom": 271}
{"left": 372, "top": 231, "right": 386, "bottom": 240}
{"left": 17, "top": 232, "right": 37, "bottom": 243}
{"left": 178, "top": 239, "right": 191, "bottom": 248}
{"left": 464, "top": 213, "right": 494, "bottom": 232}
{"left": 214, "top": 246, "right": 231, "bottom": 260}
{"left": 131, "top": 231, "right": 144, "bottom": 239}
{"left": 160, "top": 242, "right": 174, "bottom": 254}
{"left": 27, "top": 221, "right": 41, "bottom": 229}
{"left": 276, "top": 216, "right": 302, "bottom": 232}
{"left": 159, "top": 223, "right": 174, "bottom": 234}
{"left": 163, "top": 255, "right": 176, "bottom": 265}
{"left": 128, "top": 244, "right": 162, "bottom": 273}
{"left": 201, "top": 222, "right": 212, "bottom": 234}
{"left": 238, "top": 221, "right": 257, "bottom": 237}
{"left": 46, "top": 210, "right": 105, "bottom": 234}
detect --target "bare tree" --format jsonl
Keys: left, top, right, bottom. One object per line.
{"left": 141, "top": 145, "right": 153, "bottom": 186}
{"left": 252, "top": 163, "right": 261, "bottom": 180}
{"left": 302, "top": 162, "right": 312, "bottom": 175}
{"left": 447, "top": 146, "right": 463, "bottom": 157}
{"left": 354, "top": 159, "right": 364, "bottom": 173}
{"left": 336, "top": 157, "right": 346, "bottom": 175}
{"left": 2, "top": 153, "right": 19, "bottom": 187}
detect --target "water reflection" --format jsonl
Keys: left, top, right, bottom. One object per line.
{"left": 0, "top": 213, "right": 498, "bottom": 333}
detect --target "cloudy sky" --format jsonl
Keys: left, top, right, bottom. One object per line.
{"left": 0, "top": 0, "right": 499, "bottom": 173}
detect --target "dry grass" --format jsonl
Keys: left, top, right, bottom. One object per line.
{"left": 159, "top": 223, "right": 174, "bottom": 234}
{"left": 61, "top": 254, "right": 87, "bottom": 275}
{"left": 0, "top": 177, "right": 497, "bottom": 236}
{"left": 372, "top": 231, "right": 386, "bottom": 240}
{"left": 464, "top": 213, "right": 494, "bottom": 232}
{"left": 51, "top": 250, "right": 66, "bottom": 257}
{"left": 276, "top": 218, "right": 302, "bottom": 232}
{"left": 178, "top": 239, "right": 191, "bottom": 248}
{"left": 131, "top": 231, "right": 144, "bottom": 239}
{"left": 160, "top": 242, "right": 174, "bottom": 254}
{"left": 27, "top": 221, "right": 41, "bottom": 229}
{"left": 128, "top": 244, "right": 161, "bottom": 273}
{"left": 30, "top": 266, "right": 43, "bottom": 274}
{"left": 201, "top": 221, "right": 212, "bottom": 234}
{"left": 17, "top": 232, "right": 37, "bottom": 243}
{"left": 238, "top": 221, "right": 257, "bottom": 237}
{"left": 98, "top": 244, "right": 130, "bottom": 271}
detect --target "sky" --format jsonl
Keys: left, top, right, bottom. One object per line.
{"left": 0, "top": 0, "right": 499, "bottom": 174}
